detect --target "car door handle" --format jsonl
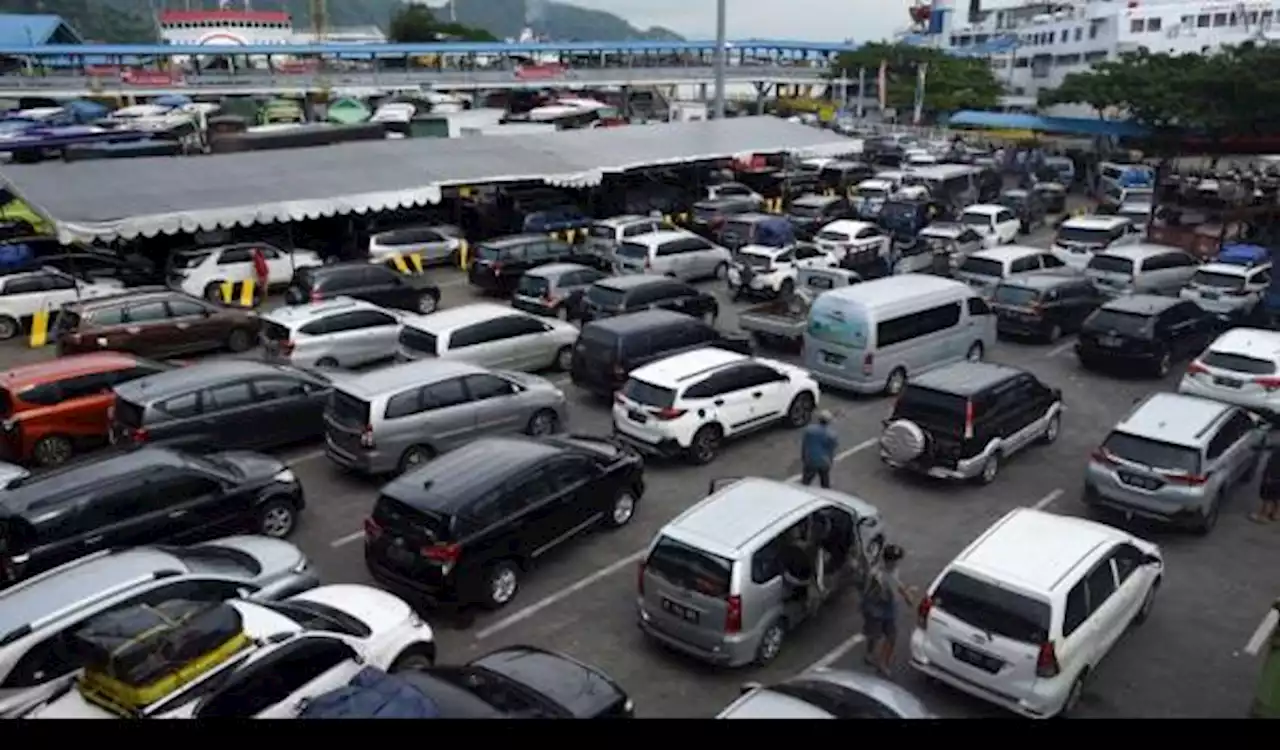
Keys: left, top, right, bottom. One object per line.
{"left": 752, "top": 392, "right": 763, "bottom": 398}
{"left": 168, "top": 510, "right": 188, "bottom": 519}
{"left": 126, "top": 327, "right": 141, "bottom": 334}
{"left": 175, "top": 322, "right": 190, "bottom": 330}
{"left": 714, "top": 399, "right": 725, "bottom": 406}
{"left": 84, "top": 535, "right": 104, "bottom": 546}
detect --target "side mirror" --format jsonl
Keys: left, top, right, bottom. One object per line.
{"left": 1141, "top": 553, "right": 1161, "bottom": 566}
{"left": 740, "top": 682, "right": 763, "bottom": 696}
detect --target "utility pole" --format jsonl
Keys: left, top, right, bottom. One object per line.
{"left": 310, "top": 0, "right": 327, "bottom": 41}
{"left": 713, "top": 0, "right": 726, "bottom": 119}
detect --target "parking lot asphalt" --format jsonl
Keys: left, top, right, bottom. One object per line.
{"left": 4, "top": 222, "right": 1276, "bottom": 718}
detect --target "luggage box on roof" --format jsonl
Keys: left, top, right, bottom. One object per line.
{"left": 1218, "top": 244, "right": 1271, "bottom": 267}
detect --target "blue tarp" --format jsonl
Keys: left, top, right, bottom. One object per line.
{"left": 1218, "top": 244, "right": 1270, "bottom": 266}
{"left": 300, "top": 667, "right": 441, "bottom": 719}
{"left": 152, "top": 95, "right": 191, "bottom": 108}
{"left": 946, "top": 111, "right": 1150, "bottom": 138}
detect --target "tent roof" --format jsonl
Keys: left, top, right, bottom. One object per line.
{"left": 0, "top": 14, "right": 80, "bottom": 47}
{"left": 0, "top": 117, "right": 859, "bottom": 243}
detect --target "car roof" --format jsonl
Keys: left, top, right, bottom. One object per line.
{"left": 629, "top": 348, "right": 747, "bottom": 387}
{"left": 919, "top": 222, "right": 965, "bottom": 237}
{"left": 1001, "top": 189, "right": 1030, "bottom": 197}
{"left": 723, "top": 213, "right": 777, "bottom": 224}
{"left": 664, "top": 478, "right": 844, "bottom": 555}
{"left": 961, "top": 204, "right": 1005, "bottom": 215}
{"left": 586, "top": 308, "right": 693, "bottom": 334}
{"left": 1205, "top": 327, "right": 1280, "bottom": 360}
{"left": 954, "top": 508, "right": 1125, "bottom": 594}
{"left": 596, "top": 274, "right": 670, "bottom": 290}
{"left": 855, "top": 179, "right": 891, "bottom": 189}
{"left": 1099, "top": 293, "right": 1179, "bottom": 315}
{"left": 970, "top": 245, "right": 1047, "bottom": 262}
{"left": 470, "top": 645, "right": 625, "bottom": 717}
{"left": 339, "top": 358, "right": 484, "bottom": 397}
{"left": 64, "top": 287, "right": 178, "bottom": 313}
{"left": 383, "top": 438, "right": 563, "bottom": 515}
{"left": 0, "top": 447, "right": 187, "bottom": 516}
{"left": 0, "top": 352, "right": 143, "bottom": 392}
{"left": 907, "top": 362, "right": 1026, "bottom": 398}
{"left": 999, "top": 273, "right": 1080, "bottom": 291}
{"left": 526, "top": 262, "right": 591, "bottom": 278}
{"left": 1196, "top": 262, "right": 1255, "bottom": 276}
{"left": 113, "top": 360, "right": 305, "bottom": 403}
{"left": 593, "top": 214, "right": 652, "bottom": 227}
{"left": 1096, "top": 243, "right": 1187, "bottom": 259}
{"left": 1063, "top": 215, "right": 1130, "bottom": 229}
{"left": 1115, "top": 392, "right": 1232, "bottom": 445}
{"left": 821, "top": 275, "right": 970, "bottom": 310}
{"left": 820, "top": 219, "right": 875, "bottom": 234}
{"left": 792, "top": 193, "right": 838, "bottom": 206}
{"left": 482, "top": 234, "right": 559, "bottom": 248}
{"left": 403, "top": 303, "right": 518, "bottom": 333}
{"left": 261, "top": 297, "right": 380, "bottom": 327}
{"left": 621, "top": 230, "right": 693, "bottom": 246}
{"left": 739, "top": 245, "right": 789, "bottom": 257}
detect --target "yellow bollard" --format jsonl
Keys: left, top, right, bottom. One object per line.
{"left": 239, "top": 279, "right": 256, "bottom": 307}
{"left": 28, "top": 305, "right": 48, "bottom": 348}
{"left": 409, "top": 252, "right": 424, "bottom": 274}
{"left": 390, "top": 254, "right": 410, "bottom": 274}
{"left": 457, "top": 239, "right": 470, "bottom": 269}
{"left": 221, "top": 280, "right": 234, "bottom": 304}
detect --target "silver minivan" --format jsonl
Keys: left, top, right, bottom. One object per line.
{"left": 511, "top": 263, "right": 610, "bottom": 320}
{"left": 637, "top": 477, "right": 885, "bottom": 668}
{"left": 803, "top": 275, "right": 997, "bottom": 395}
{"left": 397, "top": 303, "right": 581, "bottom": 372}
{"left": 323, "top": 358, "right": 570, "bottom": 475}
{"left": 615, "top": 230, "right": 732, "bottom": 282}
{"left": 261, "top": 297, "right": 404, "bottom": 369}
{"left": 585, "top": 215, "right": 664, "bottom": 264}
{"left": 1085, "top": 244, "right": 1200, "bottom": 298}
{"left": 954, "top": 246, "right": 1073, "bottom": 299}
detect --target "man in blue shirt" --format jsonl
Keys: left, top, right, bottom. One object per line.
{"left": 800, "top": 410, "right": 838, "bottom": 488}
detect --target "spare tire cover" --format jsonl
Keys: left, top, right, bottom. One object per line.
{"left": 881, "top": 419, "right": 927, "bottom": 463}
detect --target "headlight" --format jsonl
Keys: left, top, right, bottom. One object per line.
{"left": 273, "top": 469, "right": 296, "bottom": 484}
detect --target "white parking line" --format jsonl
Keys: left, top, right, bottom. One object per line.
{"left": 804, "top": 633, "right": 868, "bottom": 673}
{"left": 1046, "top": 340, "right": 1077, "bottom": 358}
{"left": 1032, "top": 488, "right": 1065, "bottom": 511}
{"left": 330, "top": 531, "right": 365, "bottom": 548}
{"left": 1244, "top": 607, "right": 1278, "bottom": 656}
{"left": 284, "top": 448, "right": 327, "bottom": 466}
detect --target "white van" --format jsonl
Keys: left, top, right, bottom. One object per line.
{"left": 1050, "top": 215, "right": 1141, "bottom": 269}
{"left": 802, "top": 276, "right": 997, "bottom": 395}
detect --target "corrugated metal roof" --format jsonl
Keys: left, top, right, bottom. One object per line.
{"left": 0, "top": 14, "right": 75, "bottom": 47}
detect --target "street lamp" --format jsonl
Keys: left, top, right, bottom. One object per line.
{"left": 713, "top": 0, "right": 726, "bottom": 119}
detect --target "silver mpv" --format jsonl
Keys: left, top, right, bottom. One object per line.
{"left": 1084, "top": 391, "right": 1265, "bottom": 534}
{"left": 324, "top": 358, "right": 570, "bottom": 475}
{"left": 637, "top": 477, "right": 885, "bottom": 668}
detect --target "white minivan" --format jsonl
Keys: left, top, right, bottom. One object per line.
{"left": 1050, "top": 215, "right": 1141, "bottom": 269}
{"left": 802, "top": 275, "right": 997, "bottom": 395}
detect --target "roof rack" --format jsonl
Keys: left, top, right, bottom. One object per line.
{"left": 0, "top": 569, "right": 182, "bottom": 648}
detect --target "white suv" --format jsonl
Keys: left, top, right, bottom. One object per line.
{"left": 612, "top": 347, "right": 820, "bottom": 464}
{"left": 167, "top": 243, "right": 323, "bottom": 302}
{"left": 727, "top": 243, "right": 837, "bottom": 298}
{"left": 0, "top": 269, "right": 122, "bottom": 340}
{"left": 1179, "top": 327, "right": 1280, "bottom": 417}
{"left": 910, "top": 508, "right": 1163, "bottom": 719}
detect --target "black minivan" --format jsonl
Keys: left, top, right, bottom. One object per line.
{"left": 570, "top": 309, "right": 752, "bottom": 397}
{"left": 990, "top": 274, "right": 1104, "bottom": 343}
{"left": 286, "top": 262, "right": 442, "bottom": 315}
{"left": 468, "top": 235, "right": 610, "bottom": 296}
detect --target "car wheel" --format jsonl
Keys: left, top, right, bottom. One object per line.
{"left": 778, "top": 279, "right": 795, "bottom": 299}
{"left": 226, "top": 328, "right": 253, "bottom": 353}
{"left": 204, "top": 283, "right": 225, "bottom": 303}
{"left": 1040, "top": 413, "right": 1061, "bottom": 445}
{"left": 688, "top": 425, "right": 722, "bottom": 465}
{"left": 0, "top": 315, "right": 19, "bottom": 341}
{"left": 1046, "top": 323, "right": 1063, "bottom": 343}
{"left": 1056, "top": 672, "right": 1088, "bottom": 718}
{"left": 605, "top": 488, "right": 638, "bottom": 529}
{"left": 977, "top": 453, "right": 1000, "bottom": 485}
{"left": 390, "top": 643, "right": 436, "bottom": 671}
{"left": 884, "top": 368, "right": 908, "bottom": 396}
{"left": 398, "top": 444, "right": 434, "bottom": 474}
{"left": 785, "top": 392, "right": 816, "bottom": 428}
{"left": 314, "top": 357, "right": 339, "bottom": 369}
{"left": 966, "top": 342, "right": 984, "bottom": 361}
{"left": 417, "top": 293, "right": 439, "bottom": 314}
{"left": 554, "top": 345, "right": 573, "bottom": 372}
{"left": 32, "top": 434, "right": 74, "bottom": 467}
{"left": 257, "top": 498, "right": 298, "bottom": 539}
{"left": 1133, "top": 578, "right": 1159, "bottom": 626}
{"left": 754, "top": 621, "right": 786, "bottom": 666}
{"left": 483, "top": 560, "right": 520, "bottom": 610}
{"left": 713, "top": 262, "right": 729, "bottom": 280}
{"left": 1154, "top": 350, "right": 1172, "bottom": 378}
{"left": 526, "top": 409, "right": 559, "bottom": 437}
{"left": 1193, "top": 495, "right": 1220, "bottom": 535}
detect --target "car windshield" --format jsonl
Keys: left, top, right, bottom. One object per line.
{"left": 1102, "top": 431, "right": 1201, "bottom": 474}
{"left": 615, "top": 242, "right": 648, "bottom": 260}
{"left": 960, "top": 213, "right": 991, "bottom": 227}
{"left": 474, "top": 245, "right": 508, "bottom": 261}
{"left": 1059, "top": 227, "right": 1113, "bottom": 245}
{"left": 815, "top": 230, "right": 849, "bottom": 243}
{"left": 739, "top": 253, "right": 773, "bottom": 269}
{"left": 516, "top": 275, "right": 549, "bottom": 296}
{"left": 992, "top": 285, "right": 1041, "bottom": 306}
{"left": 587, "top": 224, "right": 614, "bottom": 239}
{"left": 856, "top": 187, "right": 888, "bottom": 199}
{"left": 1087, "top": 309, "right": 1152, "bottom": 335}
{"left": 1191, "top": 270, "right": 1246, "bottom": 290}
{"left": 957, "top": 257, "right": 1003, "bottom": 278}
{"left": 932, "top": 570, "right": 1051, "bottom": 645}
{"left": 171, "top": 251, "right": 210, "bottom": 269}
{"left": 1202, "top": 350, "right": 1276, "bottom": 375}
{"left": 894, "top": 387, "right": 965, "bottom": 436}
{"left": 621, "top": 378, "right": 676, "bottom": 408}
{"left": 1086, "top": 255, "right": 1134, "bottom": 275}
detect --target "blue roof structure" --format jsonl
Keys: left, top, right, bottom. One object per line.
{"left": 946, "top": 110, "right": 1150, "bottom": 138}
{"left": 0, "top": 14, "right": 82, "bottom": 47}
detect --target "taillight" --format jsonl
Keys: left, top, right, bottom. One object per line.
{"left": 614, "top": 393, "right": 627, "bottom": 406}
{"left": 1036, "top": 641, "right": 1061, "bottom": 678}
{"left": 359, "top": 425, "right": 375, "bottom": 449}
{"left": 279, "top": 340, "right": 296, "bottom": 355}
{"left": 637, "top": 562, "right": 646, "bottom": 595}
{"left": 1256, "top": 377, "right": 1280, "bottom": 391}
{"left": 422, "top": 543, "right": 461, "bottom": 573}
{"left": 655, "top": 407, "right": 687, "bottom": 420}
{"left": 492, "top": 262, "right": 503, "bottom": 275}
{"left": 363, "top": 517, "right": 383, "bottom": 540}
{"left": 725, "top": 595, "right": 743, "bottom": 633}
{"left": 644, "top": 258, "right": 652, "bottom": 270}
{"left": 963, "top": 399, "right": 974, "bottom": 440}
{"left": 131, "top": 427, "right": 149, "bottom": 444}
{"left": 1091, "top": 448, "right": 1118, "bottom": 466}
{"left": 310, "top": 290, "right": 323, "bottom": 303}
{"left": 1164, "top": 472, "right": 1209, "bottom": 486}
{"left": 917, "top": 595, "right": 933, "bottom": 629}
{"left": 861, "top": 352, "right": 874, "bottom": 376}
{"left": 1185, "top": 360, "right": 1209, "bottom": 376}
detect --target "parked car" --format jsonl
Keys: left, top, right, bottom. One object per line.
{"left": 727, "top": 244, "right": 837, "bottom": 299}
{"left": 0, "top": 461, "right": 27, "bottom": 490}
{"left": 613, "top": 348, "right": 819, "bottom": 464}
{"left": 614, "top": 230, "right": 733, "bottom": 281}
{"left": 24, "top": 585, "right": 436, "bottom": 719}
{"left": 1179, "top": 328, "right": 1280, "bottom": 418}
{"left": 468, "top": 235, "right": 609, "bottom": 296}
{"left": 396, "top": 304, "right": 580, "bottom": 373}
{"left": 285, "top": 262, "right": 441, "bottom": 315}
{"left": 511, "top": 263, "right": 610, "bottom": 320}
{"left": 1032, "top": 181, "right": 1068, "bottom": 214}
{"left": 24, "top": 251, "right": 157, "bottom": 288}
{"left": 166, "top": 243, "right": 323, "bottom": 302}
{"left": 813, "top": 220, "right": 892, "bottom": 266}
{"left": 364, "top": 435, "right": 644, "bottom": 609}
{"left": 0, "top": 269, "right": 123, "bottom": 341}
{"left": 705, "top": 181, "right": 764, "bottom": 209}
{"left": 637, "top": 477, "right": 884, "bottom": 667}
{"left": 0, "top": 538, "right": 319, "bottom": 717}
{"left": 0, "top": 446, "right": 306, "bottom": 582}
{"left": 914, "top": 222, "right": 985, "bottom": 272}
{"left": 261, "top": 298, "right": 404, "bottom": 370}
{"left": 787, "top": 194, "right": 854, "bottom": 239}
{"left": 585, "top": 214, "right": 666, "bottom": 264}
{"left": 910, "top": 508, "right": 1163, "bottom": 717}
{"left": 1179, "top": 253, "right": 1271, "bottom": 322}
{"left": 959, "top": 204, "right": 1020, "bottom": 247}
{"left": 880, "top": 362, "right": 1062, "bottom": 484}
{"left": 367, "top": 224, "right": 463, "bottom": 266}
{"left": 579, "top": 275, "right": 719, "bottom": 324}
{"left": 718, "top": 670, "right": 934, "bottom": 718}
{"left": 997, "top": 189, "right": 1047, "bottom": 235}
{"left": 954, "top": 246, "right": 1072, "bottom": 299}
{"left": 689, "top": 197, "right": 756, "bottom": 237}
{"left": 1050, "top": 215, "right": 1142, "bottom": 270}
{"left": 991, "top": 274, "right": 1105, "bottom": 342}
{"left": 571, "top": 310, "right": 752, "bottom": 397}
{"left": 1085, "top": 392, "right": 1265, "bottom": 532}
{"left": 716, "top": 214, "right": 794, "bottom": 253}
{"left": 1076, "top": 296, "right": 1217, "bottom": 377}
{"left": 1084, "top": 244, "right": 1200, "bottom": 298}
{"left": 54, "top": 289, "right": 262, "bottom": 359}
{"left": 0, "top": 352, "right": 170, "bottom": 467}
{"left": 110, "top": 360, "right": 331, "bottom": 452}
{"left": 323, "top": 359, "right": 568, "bottom": 476}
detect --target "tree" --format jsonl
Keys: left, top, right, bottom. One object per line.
{"left": 831, "top": 43, "right": 1003, "bottom": 117}
{"left": 387, "top": 3, "right": 496, "bottom": 43}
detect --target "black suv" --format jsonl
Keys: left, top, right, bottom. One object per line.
{"left": 787, "top": 194, "right": 855, "bottom": 240}
{"left": 0, "top": 447, "right": 305, "bottom": 582}
{"left": 286, "top": 262, "right": 441, "bottom": 315}
{"left": 468, "top": 235, "right": 609, "bottom": 296}
{"left": 364, "top": 435, "right": 644, "bottom": 610}
{"left": 578, "top": 275, "right": 719, "bottom": 325}
{"left": 991, "top": 274, "right": 1104, "bottom": 342}
{"left": 879, "top": 362, "right": 1062, "bottom": 485}
{"left": 1075, "top": 295, "right": 1217, "bottom": 377}
{"left": 570, "top": 309, "right": 752, "bottom": 397}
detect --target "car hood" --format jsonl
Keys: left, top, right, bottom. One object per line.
{"left": 201, "top": 535, "right": 307, "bottom": 582}
{"left": 474, "top": 648, "right": 625, "bottom": 718}
{"left": 210, "top": 450, "right": 287, "bottom": 484}
{"left": 289, "top": 584, "right": 416, "bottom": 633}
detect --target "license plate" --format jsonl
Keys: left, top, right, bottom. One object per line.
{"left": 1098, "top": 335, "right": 1122, "bottom": 347}
{"left": 822, "top": 351, "right": 846, "bottom": 365}
{"left": 1213, "top": 376, "right": 1243, "bottom": 388}
{"left": 661, "top": 598, "right": 700, "bottom": 623}
{"left": 1118, "top": 470, "right": 1161, "bottom": 490}
{"left": 951, "top": 642, "right": 1003, "bottom": 673}
{"left": 627, "top": 408, "right": 648, "bottom": 424}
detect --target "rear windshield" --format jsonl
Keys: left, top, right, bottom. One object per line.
{"left": 516, "top": 275, "right": 549, "bottom": 296}
{"left": 328, "top": 391, "right": 371, "bottom": 429}
{"left": 398, "top": 327, "right": 438, "bottom": 356}
{"left": 722, "top": 220, "right": 754, "bottom": 238}
{"left": 1087, "top": 309, "right": 1152, "bottom": 336}
{"left": 739, "top": 253, "right": 772, "bottom": 269}
{"left": 1086, "top": 255, "right": 1134, "bottom": 275}
{"left": 474, "top": 244, "right": 508, "bottom": 261}
{"left": 1059, "top": 227, "right": 1114, "bottom": 245}
{"left": 616, "top": 242, "right": 648, "bottom": 260}
{"left": 815, "top": 230, "right": 849, "bottom": 243}
{"left": 113, "top": 398, "right": 145, "bottom": 427}
{"left": 586, "top": 285, "right": 627, "bottom": 308}
{"left": 895, "top": 387, "right": 966, "bottom": 434}
{"left": 587, "top": 224, "right": 614, "bottom": 239}
{"left": 1202, "top": 350, "right": 1276, "bottom": 375}
{"left": 789, "top": 204, "right": 824, "bottom": 218}
{"left": 170, "top": 251, "right": 210, "bottom": 269}
{"left": 372, "top": 494, "right": 452, "bottom": 543}
{"left": 807, "top": 296, "right": 868, "bottom": 349}
{"left": 992, "top": 285, "right": 1040, "bottom": 306}
{"left": 957, "top": 257, "right": 1003, "bottom": 278}
{"left": 1102, "top": 431, "right": 1201, "bottom": 474}
{"left": 1192, "top": 270, "right": 1246, "bottom": 290}
{"left": 646, "top": 535, "right": 732, "bottom": 598}
{"left": 261, "top": 321, "right": 290, "bottom": 342}
{"left": 622, "top": 378, "right": 676, "bottom": 408}
{"left": 932, "top": 570, "right": 1051, "bottom": 644}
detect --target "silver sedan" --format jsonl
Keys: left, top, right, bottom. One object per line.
{"left": 717, "top": 668, "right": 936, "bottom": 719}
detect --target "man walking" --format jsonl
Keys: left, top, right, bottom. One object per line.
{"left": 861, "top": 544, "right": 917, "bottom": 677}
{"left": 800, "top": 410, "right": 838, "bottom": 488}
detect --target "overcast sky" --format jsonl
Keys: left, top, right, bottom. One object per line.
{"left": 563, "top": 0, "right": 916, "bottom": 41}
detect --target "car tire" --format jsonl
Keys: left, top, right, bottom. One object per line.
{"left": 1132, "top": 578, "right": 1159, "bottom": 626}
{"left": 604, "top": 488, "right": 638, "bottom": 529}
{"left": 688, "top": 425, "right": 722, "bottom": 465}
{"left": 390, "top": 643, "right": 437, "bottom": 671}
{"left": 0, "top": 315, "right": 19, "bottom": 341}
{"left": 1039, "top": 413, "right": 1061, "bottom": 445}
{"left": 1046, "top": 323, "right": 1063, "bottom": 343}
{"left": 32, "top": 434, "right": 74, "bottom": 467}
{"left": 416, "top": 293, "right": 439, "bottom": 314}
{"left": 314, "top": 357, "right": 339, "bottom": 369}
{"left": 204, "top": 283, "right": 224, "bottom": 303}
{"left": 785, "top": 392, "right": 816, "bottom": 428}
{"left": 713, "top": 262, "right": 729, "bottom": 280}
{"left": 778, "top": 279, "right": 795, "bottom": 299}
{"left": 884, "top": 367, "right": 908, "bottom": 396}
{"left": 966, "top": 342, "right": 984, "bottom": 361}
{"left": 526, "top": 409, "right": 559, "bottom": 437}
{"left": 1055, "top": 671, "right": 1088, "bottom": 718}
{"left": 256, "top": 498, "right": 298, "bottom": 539}
{"left": 554, "top": 345, "right": 573, "bottom": 372}
{"left": 977, "top": 452, "right": 1000, "bottom": 485}
{"left": 226, "top": 328, "right": 254, "bottom": 353}
{"left": 398, "top": 444, "right": 434, "bottom": 474}
{"left": 482, "top": 560, "right": 520, "bottom": 610}
{"left": 754, "top": 620, "right": 786, "bottom": 666}
{"left": 1154, "top": 349, "right": 1172, "bottom": 378}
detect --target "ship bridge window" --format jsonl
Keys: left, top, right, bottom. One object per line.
{"left": 1130, "top": 18, "right": 1145, "bottom": 32}
{"left": 1197, "top": 14, "right": 1210, "bottom": 27}
{"left": 1147, "top": 18, "right": 1162, "bottom": 32}
{"left": 1263, "top": 10, "right": 1274, "bottom": 25}
{"left": 1060, "top": 30, "right": 1068, "bottom": 42}
{"left": 1212, "top": 13, "right": 1227, "bottom": 26}
{"left": 1074, "top": 27, "right": 1082, "bottom": 40}
{"left": 1248, "top": 11, "right": 1259, "bottom": 24}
